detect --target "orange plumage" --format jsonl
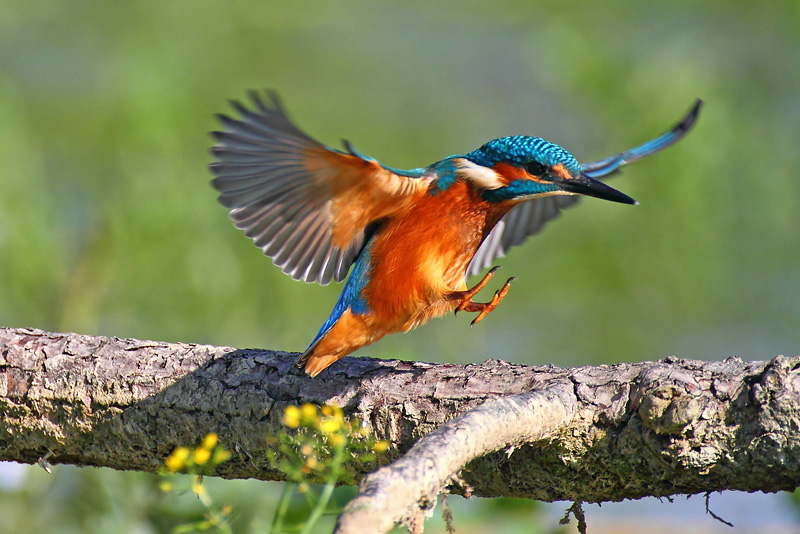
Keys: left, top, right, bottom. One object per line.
{"left": 210, "top": 92, "right": 702, "bottom": 376}
{"left": 300, "top": 181, "right": 515, "bottom": 376}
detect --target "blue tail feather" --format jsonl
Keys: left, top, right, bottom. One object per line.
{"left": 305, "top": 240, "right": 374, "bottom": 350}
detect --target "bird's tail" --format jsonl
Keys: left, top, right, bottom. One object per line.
{"left": 295, "top": 308, "right": 376, "bottom": 377}
{"left": 297, "top": 353, "right": 343, "bottom": 378}
{"left": 295, "top": 341, "right": 342, "bottom": 378}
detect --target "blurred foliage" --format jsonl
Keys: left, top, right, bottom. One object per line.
{"left": 163, "top": 433, "right": 232, "bottom": 476}
{"left": 265, "top": 404, "right": 389, "bottom": 533}
{"left": 1, "top": 0, "right": 798, "bottom": 532}
{"left": 272, "top": 403, "right": 388, "bottom": 486}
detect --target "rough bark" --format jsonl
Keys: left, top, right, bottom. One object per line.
{"left": 335, "top": 389, "right": 578, "bottom": 534}
{"left": 1, "top": 327, "right": 799, "bottom": 508}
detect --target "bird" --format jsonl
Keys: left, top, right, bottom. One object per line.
{"left": 209, "top": 92, "right": 702, "bottom": 377}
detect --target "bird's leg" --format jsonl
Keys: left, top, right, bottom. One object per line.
{"left": 455, "top": 266, "right": 501, "bottom": 313}
{"left": 452, "top": 266, "right": 516, "bottom": 327}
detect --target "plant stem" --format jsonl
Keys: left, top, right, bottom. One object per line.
{"left": 269, "top": 482, "right": 296, "bottom": 534}
{"left": 299, "top": 443, "right": 346, "bottom": 534}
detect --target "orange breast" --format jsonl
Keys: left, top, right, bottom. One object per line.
{"left": 362, "top": 181, "right": 511, "bottom": 333}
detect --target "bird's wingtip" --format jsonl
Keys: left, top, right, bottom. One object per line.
{"left": 677, "top": 99, "right": 704, "bottom": 133}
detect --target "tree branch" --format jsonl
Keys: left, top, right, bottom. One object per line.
{"left": 1, "top": 327, "right": 798, "bottom": 513}
{"left": 335, "top": 388, "right": 577, "bottom": 534}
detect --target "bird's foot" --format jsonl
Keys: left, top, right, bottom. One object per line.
{"left": 464, "top": 277, "right": 515, "bottom": 327}
{"left": 454, "top": 266, "right": 500, "bottom": 315}
{"left": 453, "top": 267, "right": 515, "bottom": 327}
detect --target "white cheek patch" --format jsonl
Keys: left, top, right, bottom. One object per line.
{"left": 454, "top": 158, "right": 504, "bottom": 190}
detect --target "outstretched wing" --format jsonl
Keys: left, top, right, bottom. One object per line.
{"left": 210, "top": 91, "right": 428, "bottom": 285}
{"left": 466, "top": 99, "right": 703, "bottom": 277}
{"left": 581, "top": 99, "right": 703, "bottom": 179}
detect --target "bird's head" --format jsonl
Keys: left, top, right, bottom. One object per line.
{"left": 460, "top": 136, "right": 636, "bottom": 205}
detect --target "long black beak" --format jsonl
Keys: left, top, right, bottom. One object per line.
{"left": 556, "top": 174, "right": 638, "bottom": 205}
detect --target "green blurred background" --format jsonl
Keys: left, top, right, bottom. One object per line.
{"left": 1, "top": 1, "right": 798, "bottom": 533}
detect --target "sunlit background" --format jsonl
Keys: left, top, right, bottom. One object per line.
{"left": 1, "top": 1, "right": 798, "bottom": 533}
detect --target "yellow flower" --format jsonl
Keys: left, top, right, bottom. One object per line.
{"left": 193, "top": 477, "right": 207, "bottom": 497}
{"left": 300, "top": 444, "right": 313, "bottom": 456}
{"left": 305, "top": 456, "right": 318, "bottom": 469}
{"left": 212, "top": 448, "right": 231, "bottom": 464}
{"left": 320, "top": 417, "right": 341, "bottom": 435}
{"left": 159, "top": 481, "right": 174, "bottom": 492}
{"left": 300, "top": 403, "right": 318, "bottom": 425}
{"left": 329, "top": 434, "right": 346, "bottom": 447}
{"left": 373, "top": 440, "right": 389, "bottom": 453}
{"left": 322, "top": 404, "right": 344, "bottom": 419}
{"left": 165, "top": 446, "right": 191, "bottom": 472}
{"left": 194, "top": 447, "right": 212, "bottom": 465}
{"left": 201, "top": 433, "right": 218, "bottom": 450}
{"left": 283, "top": 405, "right": 301, "bottom": 428}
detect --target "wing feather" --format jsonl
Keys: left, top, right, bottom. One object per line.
{"left": 467, "top": 100, "right": 702, "bottom": 277}
{"left": 466, "top": 196, "right": 577, "bottom": 277}
{"left": 210, "top": 91, "right": 428, "bottom": 285}
{"left": 582, "top": 99, "right": 702, "bottom": 178}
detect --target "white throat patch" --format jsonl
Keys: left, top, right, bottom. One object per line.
{"left": 453, "top": 158, "right": 504, "bottom": 190}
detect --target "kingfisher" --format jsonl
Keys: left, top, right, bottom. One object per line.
{"left": 210, "top": 92, "right": 701, "bottom": 377}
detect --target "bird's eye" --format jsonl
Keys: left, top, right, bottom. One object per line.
{"left": 524, "top": 161, "right": 548, "bottom": 177}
